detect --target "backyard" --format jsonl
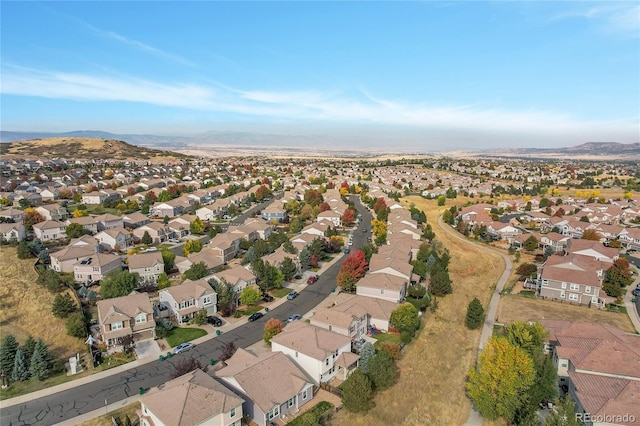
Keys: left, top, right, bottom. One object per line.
{"left": 330, "top": 194, "right": 504, "bottom": 425}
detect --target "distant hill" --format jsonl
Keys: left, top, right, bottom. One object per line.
{"left": 484, "top": 142, "right": 640, "bottom": 160}
{"left": 0, "top": 137, "right": 190, "bottom": 161}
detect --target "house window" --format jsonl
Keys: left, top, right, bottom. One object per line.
{"left": 380, "top": 289, "right": 384, "bottom": 294}
{"left": 568, "top": 293, "right": 579, "bottom": 301}
{"left": 592, "top": 296, "right": 598, "bottom": 304}
{"left": 135, "top": 314, "right": 147, "bottom": 324}
{"left": 561, "top": 362, "right": 567, "bottom": 368}
{"left": 267, "top": 405, "right": 280, "bottom": 420}
{"left": 203, "top": 296, "right": 211, "bottom": 305}
{"left": 287, "top": 396, "right": 296, "bottom": 408}
{"left": 295, "top": 351, "right": 298, "bottom": 358}
{"left": 302, "top": 389, "right": 308, "bottom": 400}
{"left": 560, "top": 291, "right": 565, "bottom": 299}
{"left": 230, "top": 407, "right": 236, "bottom": 418}
{"left": 561, "top": 282, "right": 567, "bottom": 289}
{"left": 111, "top": 322, "right": 123, "bottom": 330}
{"left": 569, "top": 284, "right": 579, "bottom": 291}
{"left": 326, "top": 358, "right": 329, "bottom": 366}
{"left": 585, "top": 286, "right": 591, "bottom": 293}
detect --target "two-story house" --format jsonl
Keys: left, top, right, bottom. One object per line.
{"left": 261, "top": 204, "right": 288, "bottom": 223}
{"left": 32, "top": 220, "right": 67, "bottom": 241}
{"left": 96, "top": 291, "right": 156, "bottom": 352}
{"left": 94, "top": 213, "right": 124, "bottom": 231}
{"left": 215, "top": 349, "right": 315, "bottom": 426}
{"left": 133, "top": 222, "right": 170, "bottom": 245}
{"left": 95, "top": 227, "right": 133, "bottom": 252}
{"left": 271, "top": 321, "right": 359, "bottom": 384}
{"left": 210, "top": 265, "right": 257, "bottom": 303}
{"left": 73, "top": 253, "right": 122, "bottom": 284}
{"left": 66, "top": 215, "right": 99, "bottom": 234}
{"left": 138, "top": 369, "right": 244, "bottom": 426}
{"left": 159, "top": 278, "right": 217, "bottom": 324}
{"left": 128, "top": 252, "right": 165, "bottom": 285}
{"left": 0, "top": 222, "right": 26, "bottom": 242}
{"left": 35, "top": 204, "right": 68, "bottom": 222}
{"left": 208, "top": 233, "right": 242, "bottom": 263}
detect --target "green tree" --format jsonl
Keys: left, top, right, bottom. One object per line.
{"left": 390, "top": 303, "right": 420, "bottom": 335}
{"left": 367, "top": 350, "right": 398, "bottom": 390}
{"left": 523, "top": 236, "right": 538, "bottom": 252}
{"left": 29, "top": 339, "right": 52, "bottom": 381}
{"left": 227, "top": 203, "right": 238, "bottom": 218}
{"left": 544, "top": 396, "right": 581, "bottom": 426}
{"left": 100, "top": 270, "right": 139, "bottom": 299}
{"left": 11, "top": 348, "right": 30, "bottom": 382}
{"left": 190, "top": 217, "right": 206, "bottom": 235}
{"left": 189, "top": 309, "right": 208, "bottom": 325}
{"left": 429, "top": 262, "right": 453, "bottom": 296}
{"left": 358, "top": 342, "right": 375, "bottom": 374}
{"left": 0, "top": 334, "right": 19, "bottom": 380}
{"left": 263, "top": 318, "right": 283, "bottom": 345}
{"left": 504, "top": 321, "right": 548, "bottom": 357}
{"left": 141, "top": 230, "right": 153, "bottom": 245}
{"left": 157, "top": 272, "right": 170, "bottom": 289}
{"left": 182, "top": 239, "right": 202, "bottom": 256}
{"left": 161, "top": 249, "right": 175, "bottom": 273}
{"left": 36, "top": 268, "right": 66, "bottom": 292}
{"left": 209, "top": 278, "right": 236, "bottom": 316}
{"left": 182, "top": 261, "right": 208, "bottom": 281}
{"left": 465, "top": 297, "right": 485, "bottom": 330}
{"left": 437, "top": 195, "right": 446, "bottom": 206}
{"left": 466, "top": 337, "right": 536, "bottom": 422}
{"left": 51, "top": 293, "right": 78, "bottom": 318}
{"left": 298, "top": 247, "right": 311, "bottom": 270}
{"left": 16, "top": 241, "right": 33, "bottom": 259}
{"left": 22, "top": 335, "right": 36, "bottom": 362}
{"left": 341, "top": 369, "right": 373, "bottom": 413}
{"left": 66, "top": 312, "right": 88, "bottom": 338}
{"left": 279, "top": 257, "right": 297, "bottom": 280}
{"left": 240, "top": 285, "right": 262, "bottom": 306}
{"left": 65, "top": 222, "right": 86, "bottom": 239}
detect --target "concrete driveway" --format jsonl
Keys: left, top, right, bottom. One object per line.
{"left": 134, "top": 339, "right": 162, "bottom": 360}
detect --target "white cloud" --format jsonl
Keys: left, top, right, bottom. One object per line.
{"left": 552, "top": 2, "right": 640, "bottom": 37}
{"left": 1, "top": 65, "right": 637, "bottom": 141}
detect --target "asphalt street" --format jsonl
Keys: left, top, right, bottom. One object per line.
{"left": 0, "top": 197, "right": 372, "bottom": 426}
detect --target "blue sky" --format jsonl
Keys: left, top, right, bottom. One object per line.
{"left": 2, "top": 1, "right": 639, "bottom": 150}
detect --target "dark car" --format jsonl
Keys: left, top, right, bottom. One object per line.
{"left": 207, "top": 316, "right": 222, "bottom": 327}
{"left": 262, "top": 293, "right": 274, "bottom": 302}
{"left": 307, "top": 275, "right": 319, "bottom": 284}
{"left": 632, "top": 288, "right": 640, "bottom": 297}
{"left": 248, "top": 312, "right": 264, "bottom": 322}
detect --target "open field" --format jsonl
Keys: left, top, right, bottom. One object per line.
{"left": 497, "top": 295, "right": 636, "bottom": 333}
{"left": 77, "top": 402, "right": 139, "bottom": 426}
{"left": 0, "top": 247, "right": 86, "bottom": 359}
{"left": 330, "top": 195, "right": 504, "bottom": 426}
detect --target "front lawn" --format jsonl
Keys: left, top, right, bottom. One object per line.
{"left": 271, "top": 287, "right": 292, "bottom": 298}
{"left": 165, "top": 327, "right": 207, "bottom": 347}
{"left": 237, "top": 306, "right": 263, "bottom": 315}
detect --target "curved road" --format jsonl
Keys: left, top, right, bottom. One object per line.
{"left": 435, "top": 216, "right": 512, "bottom": 426}
{"left": 0, "top": 200, "right": 372, "bottom": 426}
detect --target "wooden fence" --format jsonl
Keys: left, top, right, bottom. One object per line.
{"left": 319, "top": 382, "right": 343, "bottom": 398}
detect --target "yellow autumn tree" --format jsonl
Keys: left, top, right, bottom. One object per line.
{"left": 371, "top": 218, "right": 387, "bottom": 236}
{"left": 466, "top": 337, "right": 535, "bottom": 422}
{"left": 73, "top": 209, "right": 88, "bottom": 218}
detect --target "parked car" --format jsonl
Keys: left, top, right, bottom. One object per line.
{"left": 174, "top": 342, "right": 195, "bottom": 354}
{"left": 206, "top": 316, "right": 222, "bottom": 326}
{"left": 632, "top": 288, "right": 640, "bottom": 297}
{"left": 248, "top": 312, "right": 264, "bottom": 322}
{"left": 343, "top": 248, "right": 350, "bottom": 254}
{"left": 307, "top": 275, "right": 319, "bottom": 284}
{"left": 288, "top": 313, "right": 302, "bottom": 322}
{"left": 144, "top": 247, "right": 158, "bottom": 252}
{"left": 287, "top": 291, "right": 298, "bottom": 300}
{"left": 262, "top": 293, "right": 274, "bottom": 302}
{"left": 168, "top": 238, "right": 181, "bottom": 243}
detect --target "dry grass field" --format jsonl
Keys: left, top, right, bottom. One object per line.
{"left": 330, "top": 195, "right": 504, "bottom": 426}
{"left": 77, "top": 402, "right": 139, "bottom": 426}
{"left": 0, "top": 247, "right": 86, "bottom": 359}
{"left": 497, "top": 295, "right": 635, "bottom": 333}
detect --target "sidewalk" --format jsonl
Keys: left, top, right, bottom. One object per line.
{"left": 623, "top": 274, "right": 640, "bottom": 333}
{"left": 3, "top": 251, "right": 347, "bottom": 421}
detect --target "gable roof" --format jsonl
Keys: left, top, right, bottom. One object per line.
{"left": 141, "top": 369, "right": 244, "bottom": 426}
{"left": 271, "top": 321, "right": 352, "bottom": 361}
{"left": 162, "top": 278, "right": 214, "bottom": 302}
{"left": 128, "top": 251, "right": 164, "bottom": 269}
{"left": 97, "top": 291, "right": 153, "bottom": 323}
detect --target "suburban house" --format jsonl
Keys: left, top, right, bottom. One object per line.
{"left": 537, "top": 254, "right": 609, "bottom": 307}
{"left": 210, "top": 265, "right": 257, "bottom": 301}
{"left": 618, "top": 227, "right": 640, "bottom": 251}
{"left": 316, "top": 210, "right": 342, "bottom": 227}
{"left": 309, "top": 307, "right": 368, "bottom": 341}
{"left": 368, "top": 253, "right": 414, "bottom": 282}
{"left": 261, "top": 204, "right": 288, "bottom": 223}
{"left": 215, "top": 349, "right": 315, "bottom": 426}
{"left": 95, "top": 227, "right": 133, "bottom": 251}
{"left": 196, "top": 204, "right": 222, "bottom": 221}
{"left": 167, "top": 216, "right": 193, "bottom": 239}
{"left": 150, "top": 200, "right": 184, "bottom": 218}
{"left": 133, "top": 222, "right": 171, "bottom": 244}
{"left": 356, "top": 272, "right": 407, "bottom": 303}
{"left": 66, "top": 215, "right": 99, "bottom": 234}
{"left": 539, "top": 232, "right": 571, "bottom": 253}
{"left": 271, "top": 321, "right": 359, "bottom": 383}
{"left": 541, "top": 320, "right": 640, "bottom": 426}
{"left": 158, "top": 278, "right": 217, "bottom": 324}
{"left": 73, "top": 253, "right": 122, "bottom": 284}
{"left": 486, "top": 222, "right": 522, "bottom": 242}
{"left": 128, "top": 252, "right": 165, "bottom": 285}
{"left": 0, "top": 207, "right": 25, "bottom": 223}
{"left": 96, "top": 291, "right": 156, "bottom": 352}
{"left": 32, "top": 220, "right": 67, "bottom": 241}
{"left": 565, "top": 239, "right": 620, "bottom": 264}
{"left": 81, "top": 191, "right": 108, "bottom": 205}
{"left": 122, "top": 212, "right": 150, "bottom": 229}
{"left": 326, "top": 293, "right": 396, "bottom": 333}
{"left": 94, "top": 213, "right": 124, "bottom": 231}
{"left": 50, "top": 244, "right": 97, "bottom": 273}
{"left": 241, "top": 218, "right": 273, "bottom": 240}
{"left": 0, "top": 222, "right": 26, "bottom": 242}
{"left": 138, "top": 369, "right": 244, "bottom": 426}
{"left": 208, "top": 233, "right": 242, "bottom": 263}
{"left": 175, "top": 249, "right": 224, "bottom": 275}
{"left": 35, "top": 204, "right": 68, "bottom": 221}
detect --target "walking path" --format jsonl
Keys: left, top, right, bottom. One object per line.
{"left": 435, "top": 216, "right": 512, "bottom": 426}
{"left": 623, "top": 274, "right": 640, "bottom": 333}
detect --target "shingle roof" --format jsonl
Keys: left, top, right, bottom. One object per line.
{"left": 271, "top": 321, "right": 352, "bottom": 361}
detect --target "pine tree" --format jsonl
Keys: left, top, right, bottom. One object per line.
{"left": 29, "top": 339, "right": 51, "bottom": 381}
{"left": 367, "top": 350, "right": 398, "bottom": 390}
{"left": 141, "top": 230, "right": 153, "bottom": 245}
{"left": 22, "top": 335, "right": 36, "bottom": 362}
{"left": 341, "top": 369, "right": 373, "bottom": 413}
{"left": 52, "top": 293, "right": 78, "bottom": 318}
{"left": 11, "top": 348, "right": 30, "bottom": 382}
{"left": 0, "top": 334, "right": 19, "bottom": 380}
{"left": 465, "top": 297, "right": 485, "bottom": 329}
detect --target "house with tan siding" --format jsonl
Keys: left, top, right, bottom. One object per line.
{"left": 96, "top": 291, "right": 156, "bottom": 352}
